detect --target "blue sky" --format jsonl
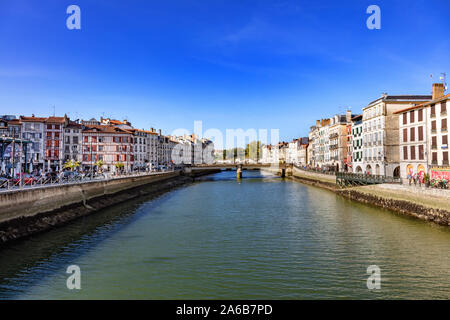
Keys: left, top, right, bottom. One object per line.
{"left": 0, "top": 0, "right": 449, "bottom": 142}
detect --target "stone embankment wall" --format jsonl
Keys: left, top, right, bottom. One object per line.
{"left": 336, "top": 188, "right": 450, "bottom": 226}
{"left": 0, "top": 169, "right": 219, "bottom": 243}
{"left": 290, "top": 167, "right": 450, "bottom": 227}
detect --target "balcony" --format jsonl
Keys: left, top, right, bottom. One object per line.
{"left": 431, "top": 144, "right": 437, "bottom": 150}
{"left": 442, "top": 127, "right": 448, "bottom": 133}
{"left": 443, "top": 160, "right": 449, "bottom": 165}
{"left": 329, "top": 133, "right": 339, "bottom": 139}
{"left": 431, "top": 129, "right": 437, "bottom": 134}
{"left": 431, "top": 113, "right": 436, "bottom": 118}
{"left": 441, "top": 111, "right": 447, "bottom": 117}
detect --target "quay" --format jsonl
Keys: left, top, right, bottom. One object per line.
{"left": 0, "top": 167, "right": 219, "bottom": 243}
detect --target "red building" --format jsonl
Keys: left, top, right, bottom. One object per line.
{"left": 81, "top": 125, "right": 135, "bottom": 173}
{"left": 45, "top": 116, "right": 68, "bottom": 172}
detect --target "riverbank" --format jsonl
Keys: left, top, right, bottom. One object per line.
{"left": 0, "top": 169, "right": 220, "bottom": 244}
{"left": 290, "top": 167, "right": 450, "bottom": 226}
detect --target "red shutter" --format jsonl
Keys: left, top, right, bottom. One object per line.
{"left": 410, "top": 127, "right": 415, "bottom": 142}
{"left": 419, "top": 145, "right": 424, "bottom": 160}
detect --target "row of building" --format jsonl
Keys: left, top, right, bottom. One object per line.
{"left": 0, "top": 115, "right": 214, "bottom": 176}
{"left": 261, "top": 83, "right": 449, "bottom": 182}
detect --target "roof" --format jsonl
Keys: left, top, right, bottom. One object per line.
{"left": 46, "top": 116, "right": 66, "bottom": 123}
{"left": 136, "top": 129, "right": 158, "bottom": 135}
{"left": 393, "top": 93, "right": 450, "bottom": 114}
{"left": 82, "top": 125, "right": 133, "bottom": 135}
{"left": 7, "top": 119, "right": 21, "bottom": 125}
{"left": 19, "top": 116, "right": 47, "bottom": 122}
{"left": 366, "top": 95, "right": 432, "bottom": 108}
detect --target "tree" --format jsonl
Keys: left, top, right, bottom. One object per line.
{"left": 245, "top": 141, "right": 261, "bottom": 161}
{"left": 63, "top": 159, "right": 81, "bottom": 171}
{"left": 114, "top": 162, "right": 124, "bottom": 173}
{"left": 94, "top": 160, "right": 104, "bottom": 172}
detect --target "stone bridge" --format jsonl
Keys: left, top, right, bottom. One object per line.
{"left": 187, "top": 163, "right": 291, "bottom": 179}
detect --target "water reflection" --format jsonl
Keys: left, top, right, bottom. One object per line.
{"left": 0, "top": 170, "right": 449, "bottom": 299}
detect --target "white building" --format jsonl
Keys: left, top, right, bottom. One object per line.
{"left": 361, "top": 94, "right": 431, "bottom": 176}
{"left": 395, "top": 83, "right": 449, "bottom": 182}
{"left": 351, "top": 115, "right": 364, "bottom": 173}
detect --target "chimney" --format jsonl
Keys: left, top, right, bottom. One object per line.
{"left": 346, "top": 109, "right": 352, "bottom": 123}
{"left": 158, "top": 129, "right": 162, "bottom": 136}
{"left": 432, "top": 83, "right": 444, "bottom": 100}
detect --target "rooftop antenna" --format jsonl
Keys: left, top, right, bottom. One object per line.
{"left": 440, "top": 72, "right": 447, "bottom": 91}
{"left": 53, "top": 105, "right": 56, "bottom": 117}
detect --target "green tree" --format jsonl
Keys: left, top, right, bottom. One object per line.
{"left": 114, "top": 162, "right": 124, "bottom": 172}
{"left": 94, "top": 160, "right": 104, "bottom": 172}
{"left": 63, "top": 159, "right": 81, "bottom": 171}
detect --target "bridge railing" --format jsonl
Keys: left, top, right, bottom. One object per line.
{"left": 336, "top": 172, "right": 400, "bottom": 187}
{"left": 293, "top": 165, "right": 337, "bottom": 176}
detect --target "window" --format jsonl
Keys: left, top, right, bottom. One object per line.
{"left": 431, "top": 104, "right": 435, "bottom": 116}
{"left": 419, "top": 145, "right": 424, "bottom": 160}
{"left": 442, "top": 118, "right": 447, "bottom": 131}
{"left": 442, "top": 101, "right": 447, "bottom": 114}
{"left": 418, "top": 126, "right": 424, "bottom": 141}
{"left": 403, "top": 128, "right": 408, "bottom": 142}
{"left": 443, "top": 135, "right": 448, "bottom": 146}
{"left": 432, "top": 136, "right": 437, "bottom": 148}
{"left": 410, "top": 111, "right": 414, "bottom": 123}
{"left": 444, "top": 152, "right": 449, "bottom": 164}
{"left": 410, "top": 127, "right": 415, "bottom": 142}
{"left": 432, "top": 152, "right": 437, "bottom": 164}
{"left": 410, "top": 146, "right": 415, "bottom": 160}
{"left": 418, "top": 109, "right": 423, "bottom": 122}
{"left": 402, "top": 113, "right": 407, "bottom": 125}
{"left": 403, "top": 146, "right": 408, "bottom": 160}
{"left": 431, "top": 120, "right": 436, "bottom": 132}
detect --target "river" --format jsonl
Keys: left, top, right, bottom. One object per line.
{"left": 0, "top": 170, "right": 449, "bottom": 299}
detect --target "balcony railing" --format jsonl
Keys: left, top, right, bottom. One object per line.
{"left": 431, "top": 113, "right": 436, "bottom": 118}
